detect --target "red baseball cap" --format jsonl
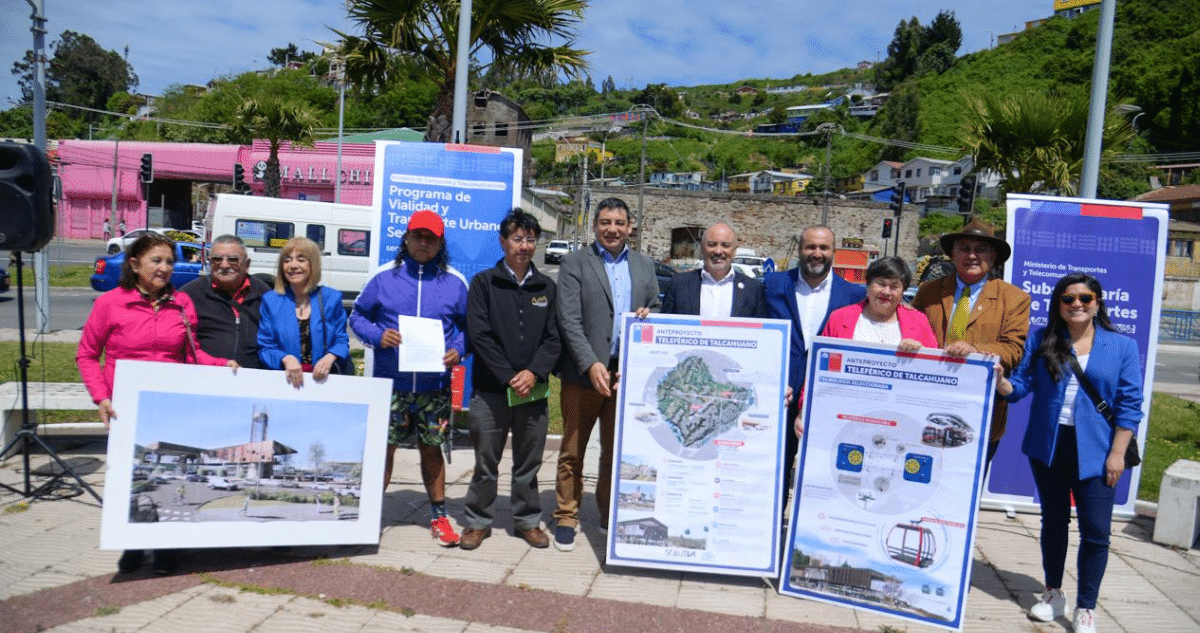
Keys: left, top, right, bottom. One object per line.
{"left": 408, "top": 210, "right": 444, "bottom": 237}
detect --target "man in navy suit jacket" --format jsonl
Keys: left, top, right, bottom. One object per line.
{"left": 661, "top": 223, "right": 766, "bottom": 318}
{"left": 764, "top": 226, "right": 865, "bottom": 511}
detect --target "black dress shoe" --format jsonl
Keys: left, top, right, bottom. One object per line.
{"left": 117, "top": 549, "right": 145, "bottom": 573}
{"left": 150, "top": 549, "right": 177, "bottom": 575}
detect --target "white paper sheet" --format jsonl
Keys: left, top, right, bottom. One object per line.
{"left": 396, "top": 315, "right": 446, "bottom": 373}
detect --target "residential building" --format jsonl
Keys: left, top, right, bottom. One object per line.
{"left": 727, "top": 170, "right": 812, "bottom": 195}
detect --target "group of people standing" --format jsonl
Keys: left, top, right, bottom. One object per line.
{"left": 78, "top": 198, "right": 1142, "bottom": 633}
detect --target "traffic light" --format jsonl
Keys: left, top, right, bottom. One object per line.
{"left": 139, "top": 153, "right": 153, "bottom": 184}
{"left": 889, "top": 181, "right": 905, "bottom": 216}
{"left": 957, "top": 175, "right": 977, "bottom": 215}
{"left": 233, "top": 163, "right": 246, "bottom": 192}
{"left": 882, "top": 218, "right": 893, "bottom": 238}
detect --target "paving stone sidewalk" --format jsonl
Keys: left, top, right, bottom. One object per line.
{"left": 2, "top": 429, "right": 1198, "bottom": 633}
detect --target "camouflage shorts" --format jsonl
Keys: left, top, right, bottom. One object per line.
{"left": 389, "top": 389, "right": 452, "bottom": 447}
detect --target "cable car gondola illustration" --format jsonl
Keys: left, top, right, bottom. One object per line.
{"left": 886, "top": 520, "right": 936, "bottom": 568}
{"left": 921, "top": 413, "right": 974, "bottom": 448}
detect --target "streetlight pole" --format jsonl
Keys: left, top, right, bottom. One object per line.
{"left": 334, "top": 55, "right": 346, "bottom": 203}
{"left": 26, "top": 0, "right": 49, "bottom": 333}
{"left": 450, "top": 0, "right": 473, "bottom": 143}
{"left": 1079, "top": 0, "right": 1117, "bottom": 199}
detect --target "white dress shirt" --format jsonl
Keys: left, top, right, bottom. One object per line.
{"left": 699, "top": 269, "right": 736, "bottom": 318}
{"left": 795, "top": 273, "right": 832, "bottom": 351}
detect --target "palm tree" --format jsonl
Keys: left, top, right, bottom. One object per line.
{"left": 230, "top": 98, "right": 320, "bottom": 198}
{"left": 962, "top": 91, "right": 1133, "bottom": 198}
{"left": 334, "top": 0, "right": 589, "bottom": 142}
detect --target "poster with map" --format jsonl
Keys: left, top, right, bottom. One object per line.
{"left": 607, "top": 313, "right": 791, "bottom": 576}
{"left": 779, "top": 337, "right": 994, "bottom": 631}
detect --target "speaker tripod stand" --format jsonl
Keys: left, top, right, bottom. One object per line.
{"left": 0, "top": 252, "right": 102, "bottom": 503}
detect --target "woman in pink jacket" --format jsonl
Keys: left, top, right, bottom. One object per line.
{"left": 821, "top": 256, "right": 937, "bottom": 351}
{"left": 77, "top": 233, "right": 236, "bottom": 575}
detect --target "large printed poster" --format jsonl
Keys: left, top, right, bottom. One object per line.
{"left": 608, "top": 313, "right": 791, "bottom": 576}
{"left": 369, "top": 141, "right": 522, "bottom": 279}
{"left": 781, "top": 338, "right": 994, "bottom": 631}
{"left": 990, "top": 194, "right": 1168, "bottom": 516}
{"left": 101, "top": 361, "right": 393, "bottom": 550}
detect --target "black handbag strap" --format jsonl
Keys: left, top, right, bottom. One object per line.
{"left": 1066, "top": 354, "right": 1115, "bottom": 426}
{"left": 315, "top": 287, "right": 334, "bottom": 354}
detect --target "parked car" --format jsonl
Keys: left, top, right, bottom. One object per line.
{"left": 185, "top": 474, "right": 204, "bottom": 482}
{"left": 90, "top": 240, "right": 206, "bottom": 292}
{"left": 731, "top": 255, "right": 767, "bottom": 279}
{"left": 543, "top": 239, "right": 572, "bottom": 264}
{"left": 0, "top": 257, "right": 9, "bottom": 292}
{"left": 208, "top": 477, "right": 239, "bottom": 491}
{"left": 106, "top": 228, "right": 203, "bottom": 254}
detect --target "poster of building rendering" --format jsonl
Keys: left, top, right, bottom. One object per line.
{"left": 779, "top": 338, "right": 994, "bottom": 631}
{"left": 100, "top": 360, "right": 392, "bottom": 550}
{"left": 607, "top": 313, "right": 790, "bottom": 577}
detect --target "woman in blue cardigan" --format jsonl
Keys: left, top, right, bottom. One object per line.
{"left": 996, "top": 273, "right": 1142, "bottom": 633}
{"left": 258, "top": 237, "right": 350, "bottom": 387}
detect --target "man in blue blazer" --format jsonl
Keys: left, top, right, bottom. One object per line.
{"left": 763, "top": 226, "right": 865, "bottom": 510}
{"left": 661, "top": 223, "right": 766, "bottom": 318}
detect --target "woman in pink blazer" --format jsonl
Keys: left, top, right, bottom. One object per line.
{"left": 821, "top": 256, "right": 937, "bottom": 351}
{"left": 77, "top": 233, "right": 235, "bottom": 576}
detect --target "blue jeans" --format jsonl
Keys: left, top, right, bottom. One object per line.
{"left": 1029, "top": 425, "right": 1116, "bottom": 609}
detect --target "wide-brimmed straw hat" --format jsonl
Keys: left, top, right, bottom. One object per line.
{"left": 939, "top": 218, "right": 1011, "bottom": 267}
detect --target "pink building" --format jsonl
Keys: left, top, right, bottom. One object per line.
{"left": 55, "top": 139, "right": 378, "bottom": 239}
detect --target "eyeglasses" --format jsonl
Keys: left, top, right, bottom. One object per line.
{"left": 209, "top": 256, "right": 242, "bottom": 264}
{"left": 1060, "top": 293, "right": 1095, "bottom": 306}
{"left": 506, "top": 237, "right": 537, "bottom": 245}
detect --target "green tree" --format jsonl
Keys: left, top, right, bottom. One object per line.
{"left": 874, "top": 81, "right": 921, "bottom": 161}
{"left": 267, "top": 43, "right": 318, "bottom": 67}
{"left": 230, "top": 97, "right": 320, "bottom": 198}
{"left": 335, "top": 0, "right": 589, "bottom": 142}
{"left": 874, "top": 11, "right": 961, "bottom": 92}
{"left": 963, "top": 90, "right": 1134, "bottom": 198}
{"left": 10, "top": 30, "right": 137, "bottom": 122}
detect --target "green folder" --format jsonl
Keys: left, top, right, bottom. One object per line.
{"left": 507, "top": 381, "right": 550, "bottom": 407}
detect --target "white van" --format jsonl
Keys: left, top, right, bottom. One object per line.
{"left": 209, "top": 194, "right": 374, "bottom": 304}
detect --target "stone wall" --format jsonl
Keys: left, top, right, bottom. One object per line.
{"left": 587, "top": 187, "right": 920, "bottom": 267}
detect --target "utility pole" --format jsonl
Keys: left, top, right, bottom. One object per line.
{"left": 636, "top": 107, "right": 649, "bottom": 251}
{"left": 110, "top": 139, "right": 120, "bottom": 232}
{"left": 816, "top": 123, "right": 839, "bottom": 226}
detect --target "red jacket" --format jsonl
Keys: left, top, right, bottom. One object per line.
{"left": 821, "top": 301, "right": 939, "bottom": 349}
{"left": 77, "top": 286, "right": 227, "bottom": 403}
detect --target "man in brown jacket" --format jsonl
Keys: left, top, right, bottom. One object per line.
{"left": 912, "top": 218, "right": 1031, "bottom": 465}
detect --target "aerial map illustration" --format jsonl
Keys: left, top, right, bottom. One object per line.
{"left": 655, "top": 354, "right": 755, "bottom": 449}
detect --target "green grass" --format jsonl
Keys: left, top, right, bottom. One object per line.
{"left": 1139, "top": 393, "right": 1200, "bottom": 502}
{"left": 32, "top": 263, "right": 95, "bottom": 287}
{"left": 0, "top": 342, "right": 85, "bottom": 383}
{"left": 7, "top": 341, "right": 1196, "bottom": 501}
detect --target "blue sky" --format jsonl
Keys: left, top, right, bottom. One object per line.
{"left": 136, "top": 391, "right": 369, "bottom": 463}
{"left": 4, "top": 1, "right": 1055, "bottom": 109}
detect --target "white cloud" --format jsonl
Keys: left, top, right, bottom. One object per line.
{"left": 2, "top": 0, "right": 1053, "bottom": 113}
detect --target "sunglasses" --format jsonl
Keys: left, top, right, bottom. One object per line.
{"left": 1059, "top": 293, "right": 1095, "bottom": 306}
{"left": 209, "top": 256, "right": 242, "bottom": 264}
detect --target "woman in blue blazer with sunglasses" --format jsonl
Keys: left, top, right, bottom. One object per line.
{"left": 996, "top": 273, "right": 1143, "bottom": 633}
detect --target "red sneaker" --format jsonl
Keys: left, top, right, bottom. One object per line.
{"left": 430, "top": 516, "right": 460, "bottom": 547}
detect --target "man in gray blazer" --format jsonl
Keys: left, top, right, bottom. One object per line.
{"left": 553, "top": 197, "right": 660, "bottom": 551}
{"left": 661, "top": 222, "right": 766, "bottom": 318}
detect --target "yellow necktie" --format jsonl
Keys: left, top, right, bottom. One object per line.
{"left": 948, "top": 286, "right": 971, "bottom": 342}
